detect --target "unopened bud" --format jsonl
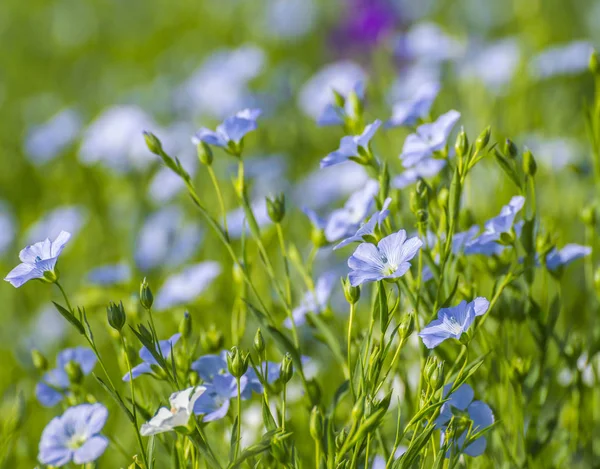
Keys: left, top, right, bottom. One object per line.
{"left": 522, "top": 148, "right": 537, "bottom": 177}
{"left": 398, "top": 313, "right": 414, "bottom": 341}
{"left": 352, "top": 395, "right": 366, "bottom": 421}
{"left": 179, "top": 311, "right": 192, "bottom": 339}
{"left": 425, "top": 357, "right": 444, "bottom": 390}
{"left": 454, "top": 128, "right": 469, "bottom": 157}
{"left": 227, "top": 346, "right": 249, "bottom": 379}
{"left": 143, "top": 131, "right": 163, "bottom": 155}
{"left": 332, "top": 89, "right": 346, "bottom": 108}
{"left": 342, "top": 277, "right": 360, "bottom": 304}
{"left": 196, "top": 141, "right": 213, "bottom": 165}
{"left": 437, "top": 187, "right": 449, "bottom": 209}
{"left": 140, "top": 278, "right": 153, "bottom": 310}
{"left": 200, "top": 324, "right": 224, "bottom": 352}
{"left": 504, "top": 139, "right": 518, "bottom": 159}
{"left": 65, "top": 361, "right": 83, "bottom": 385}
{"left": 107, "top": 301, "right": 126, "bottom": 331}
{"left": 309, "top": 407, "right": 324, "bottom": 441}
{"left": 279, "top": 353, "right": 294, "bottom": 384}
{"left": 31, "top": 350, "right": 48, "bottom": 372}
{"left": 581, "top": 206, "right": 597, "bottom": 227}
{"left": 266, "top": 193, "right": 286, "bottom": 223}
{"left": 254, "top": 329, "right": 265, "bottom": 355}
{"left": 475, "top": 126, "right": 491, "bottom": 152}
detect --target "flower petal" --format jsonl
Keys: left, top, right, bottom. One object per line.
{"left": 73, "top": 435, "right": 108, "bottom": 464}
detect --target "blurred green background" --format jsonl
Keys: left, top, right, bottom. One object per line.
{"left": 1, "top": 0, "right": 599, "bottom": 466}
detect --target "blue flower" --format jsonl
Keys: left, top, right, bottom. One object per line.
{"left": 192, "top": 109, "right": 261, "bottom": 150}
{"left": 392, "top": 158, "right": 446, "bottom": 189}
{"left": 386, "top": 83, "right": 440, "bottom": 128}
{"left": 87, "top": 263, "right": 131, "bottom": 286}
{"left": 5, "top": 231, "right": 71, "bottom": 288}
{"left": 465, "top": 196, "right": 525, "bottom": 256}
{"left": 26, "top": 205, "right": 86, "bottom": 244}
{"left": 153, "top": 262, "right": 221, "bottom": 311}
{"left": 193, "top": 374, "right": 248, "bottom": 422}
{"left": 546, "top": 244, "right": 591, "bottom": 271}
{"left": 325, "top": 180, "right": 379, "bottom": 242}
{"left": 317, "top": 81, "right": 365, "bottom": 126}
{"left": 399, "top": 110, "right": 460, "bottom": 168}
{"left": 36, "top": 347, "right": 97, "bottom": 407}
{"left": 334, "top": 198, "right": 392, "bottom": 250}
{"left": 284, "top": 272, "right": 337, "bottom": 327}
{"left": 38, "top": 403, "right": 108, "bottom": 466}
{"left": 321, "top": 120, "right": 382, "bottom": 168}
{"left": 435, "top": 384, "right": 494, "bottom": 458}
{"left": 419, "top": 298, "right": 489, "bottom": 349}
{"left": 348, "top": 230, "right": 423, "bottom": 286}
{"left": 123, "top": 333, "right": 181, "bottom": 381}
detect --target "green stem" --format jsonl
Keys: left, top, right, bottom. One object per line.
{"left": 277, "top": 223, "right": 299, "bottom": 347}
{"left": 282, "top": 383, "right": 287, "bottom": 431}
{"left": 55, "top": 281, "right": 73, "bottom": 312}
{"left": 347, "top": 303, "right": 356, "bottom": 399}
{"left": 207, "top": 165, "right": 229, "bottom": 236}
{"left": 235, "top": 376, "right": 242, "bottom": 459}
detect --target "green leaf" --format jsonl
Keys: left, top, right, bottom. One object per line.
{"left": 52, "top": 301, "right": 85, "bottom": 335}
{"left": 228, "top": 431, "right": 288, "bottom": 469}
{"left": 440, "top": 276, "right": 460, "bottom": 309}
{"left": 493, "top": 149, "right": 522, "bottom": 190}
{"left": 262, "top": 397, "right": 277, "bottom": 432}
{"left": 147, "top": 435, "right": 155, "bottom": 469}
{"left": 229, "top": 416, "right": 239, "bottom": 463}
{"left": 377, "top": 282, "right": 389, "bottom": 335}
{"left": 327, "top": 380, "right": 350, "bottom": 418}
{"left": 94, "top": 374, "right": 134, "bottom": 423}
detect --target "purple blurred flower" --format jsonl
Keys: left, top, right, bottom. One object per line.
{"left": 332, "top": 0, "right": 399, "bottom": 49}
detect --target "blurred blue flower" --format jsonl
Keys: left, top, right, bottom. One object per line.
{"left": 321, "top": 120, "right": 381, "bottom": 168}
{"left": 397, "top": 22, "right": 464, "bottom": 63}
{"left": 530, "top": 41, "right": 593, "bottom": 79}
{"left": 325, "top": 180, "right": 379, "bottom": 242}
{"left": 36, "top": 347, "right": 97, "bottom": 407}
{"left": 419, "top": 298, "right": 489, "bottom": 349}
{"left": 79, "top": 105, "right": 157, "bottom": 173}
{"left": 465, "top": 196, "right": 525, "bottom": 255}
{"left": 38, "top": 404, "right": 108, "bottom": 466}
{"left": 25, "top": 109, "right": 82, "bottom": 165}
{"left": 317, "top": 82, "right": 364, "bottom": 127}
{"left": 5, "top": 231, "right": 71, "bottom": 288}
{"left": 26, "top": 206, "right": 86, "bottom": 244}
{"left": 400, "top": 110, "right": 461, "bottom": 168}
{"left": 192, "top": 109, "right": 261, "bottom": 149}
{"left": 392, "top": 158, "right": 446, "bottom": 189}
{"left": 123, "top": 333, "right": 181, "bottom": 381}
{"left": 154, "top": 262, "right": 221, "bottom": 311}
{"left": 335, "top": 198, "right": 391, "bottom": 250}
{"left": 193, "top": 373, "right": 247, "bottom": 422}
{"left": 298, "top": 61, "right": 366, "bottom": 122}
{"left": 386, "top": 83, "right": 440, "bottom": 128}
{"left": 284, "top": 272, "right": 337, "bottom": 327}
{"left": 225, "top": 199, "right": 273, "bottom": 240}
{"left": 435, "top": 384, "right": 494, "bottom": 458}
{"left": 87, "top": 263, "right": 131, "bottom": 286}
{"left": 348, "top": 230, "right": 423, "bottom": 286}
{"left": 546, "top": 244, "right": 591, "bottom": 271}
{"left": 262, "top": 0, "right": 316, "bottom": 41}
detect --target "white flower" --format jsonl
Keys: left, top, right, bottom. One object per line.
{"left": 141, "top": 387, "right": 206, "bottom": 436}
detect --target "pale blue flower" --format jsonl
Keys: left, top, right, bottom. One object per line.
{"left": 392, "top": 158, "right": 446, "bottom": 189}
{"left": 399, "top": 110, "right": 461, "bottom": 167}
{"left": 36, "top": 347, "right": 97, "bottom": 407}
{"left": 192, "top": 109, "right": 261, "bottom": 149}
{"left": 317, "top": 82, "right": 365, "bottom": 126}
{"left": 263, "top": 0, "right": 316, "bottom": 40}
{"left": 530, "top": 41, "right": 593, "bottom": 79}
{"left": 386, "top": 83, "right": 440, "bottom": 128}
{"left": 436, "top": 384, "right": 494, "bottom": 458}
{"left": 298, "top": 61, "right": 366, "bottom": 121}
{"left": 26, "top": 206, "right": 86, "bottom": 244}
{"left": 225, "top": 199, "right": 273, "bottom": 240}
{"left": 284, "top": 272, "right": 337, "bottom": 327}
{"left": 419, "top": 298, "right": 489, "bottom": 349}
{"left": 321, "top": 120, "right": 381, "bottom": 168}
{"left": 79, "top": 105, "right": 156, "bottom": 173}
{"left": 348, "top": 230, "right": 423, "bottom": 286}
{"left": 87, "top": 263, "right": 131, "bottom": 286}
{"left": 459, "top": 39, "right": 521, "bottom": 92}
{"left": 5, "top": 231, "right": 71, "bottom": 288}
{"left": 325, "top": 180, "right": 379, "bottom": 242}
{"left": 123, "top": 333, "right": 181, "bottom": 381}
{"left": 193, "top": 374, "right": 248, "bottom": 422}
{"left": 334, "top": 198, "right": 392, "bottom": 250}
{"left": 465, "top": 196, "right": 525, "bottom": 256}
{"left": 25, "top": 109, "right": 82, "bottom": 164}
{"left": 546, "top": 244, "right": 591, "bottom": 271}
{"left": 154, "top": 262, "right": 221, "bottom": 311}
{"left": 399, "top": 22, "right": 464, "bottom": 63}
{"left": 38, "top": 404, "right": 108, "bottom": 467}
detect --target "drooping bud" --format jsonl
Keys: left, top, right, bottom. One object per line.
{"left": 227, "top": 346, "right": 249, "bottom": 379}
{"left": 454, "top": 127, "right": 469, "bottom": 158}
{"left": 341, "top": 277, "right": 360, "bottom": 304}
{"left": 31, "top": 349, "right": 48, "bottom": 372}
{"left": 522, "top": 148, "right": 537, "bottom": 177}
{"left": 309, "top": 406, "right": 324, "bottom": 441}
{"left": 140, "top": 278, "right": 154, "bottom": 310}
{"left": 179, "top": 311, "right": 192, "bottom": 339}
{"left": 143, "top": 131, "right": 163, "bottom": 155}
{"left": 65, "top": 360, "right": 83, "bottom": 385}
{"left": 254, "top": 328, "right": 265, "bottom": 355}
{"left": 504, "top": 139, "right": 518, "bottom": 159}
{"left": 266, "top": 193, "right": 286, "bottom": 223}
{"left": 107, "top": 301, "right": 126, "bottom": 331}
{"left": 279, "top": 353, "right": 294, "bottom": 384}
{"left": 475, "top": 126, "right": 491, "bottom": 152}
{"left": 196, "top": 141, "right": 213, "bottom": 166}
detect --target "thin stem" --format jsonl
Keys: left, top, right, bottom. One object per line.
{"left": 207, "top": 165, "right": 228, "bottom": 236}
{"left": 55, "top": 281, "right": 73, "bottom": 312}
{"left": 235, "top": 376, "right": 242, "bottom": 459}
{"left": 282, "top": 383, "right": 287, "bottom": 431}
{"left": 347, "top": 302, "right": 356, "bottom": 399}
{"left": 277, "top": 223, "right": 299, "bottom": 347}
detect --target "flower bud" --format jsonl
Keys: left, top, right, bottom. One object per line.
{"left": 179, "top": 311, "right": 192, "bottom": 339}
{"left": 196, "top": 141, "right": 213, "bottom": 165}
{"left": 65, "top": 360, "right": 83, "bottom": 385}
{"left": 425, "top": 357, "right": 444, "bottom": 390}
{"left": 347, "top": 90, "right": 362, "bottom": 120}
{"left": 437, "top": 187, "right": 449, "bottom": 209}
{"left": 266, "top": 193, "right": 286, "bottom": 223}
{"left": 335, "top": 428, "right": 348, "bottom": 450}
{"left": 332, "top": 89, "right": 346, "bottom": 108}
{"left": 254, "top": 328, "right": 265, "bottom": 355}
{"left": 200, "top": 324, "right": 224, "bottom": 352}
{"left": 504, "top": 139, "right": 518, "bottom": 159}
{"left": 475, "top": 126, "right": 491, "bottom": 152}
{"left": 352, "top": 395, "right": 366, "bottom": 421}
{"left": 311, "top": 228, "right": 327, "bottom": 249}
{"left": 140, "top": 278, "right": 154, "bottom": 310}
{"left": 309, "top": 406, "right": 324, "bottom": 441}
{"left": 398, "top": 313, "right": 414, "bottom": 341}
{"left": 454, "top": 128, "right": 469, "bottom": 158}
{"left": 376, "top": 390, "right": 393, "bottom": 413}
{"left": 522, "top": 148, "right": 537, "bottom": 177}
{"left": 581, "top": 205, "right": 597, "bottom": 227}
{"left": 279, "top": 353, "right": 294, "bottom": 384}
{"left": 31, "top": 349, "right": 48, "bottom": 372}
{"left": 143, "top": 131, "right": 163, "bottom": 155}
{"left": 138, "top": 324, "right": 154, "bottom": 343}
{"left": 107, "top": 301, "right": 126, "bottom": 331}
{"left": 227, "top": 346, "right": 249, "bottom": 379}
{"left": 590, "top": 50, "right": 600, "bottom": 76}
{"left": 341, "top": 277, "right": 360, "bottom": 304}
{"left": 378, "top": 162, "right": 390, "bottom": 200}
